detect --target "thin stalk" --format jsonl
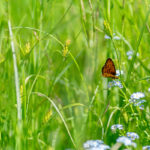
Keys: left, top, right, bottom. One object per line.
{"left": 8, "top": 20, "right": 22, "bottom": 122}
{"left": 107, "top": 0, "right": 110, "bottom": 21}
{"left": 112, "top": 39, "right": 121, "bottom": 78}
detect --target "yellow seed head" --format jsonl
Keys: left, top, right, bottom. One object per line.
{"left": 63, "top": 46, "right": 68, "bottom": 57}
{"left": 66, "top": 39, "right": 71, "bottom": 46}
{"left": 104, "top": 20, "right": 112, "bottom": 38}
{"left": 62, "top": 39, "right": 71, "bottom": 57}
{"left": 20, "top": 85, "right": 23, "bottom": 103}
{"left": 43, "top": 109, "right": 52, "bottom": 124}
{"left": 0, "top": 54, "right": 5, "bottom": 63}
{"left": 25, "top": 42, "right": 31, "bottom": 54}
{"left": 47, "top": 146, "right": 53, "bottom": 150}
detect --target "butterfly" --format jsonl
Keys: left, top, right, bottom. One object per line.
{"left": 102, "top": 58, "right": 119, "bottom": 79}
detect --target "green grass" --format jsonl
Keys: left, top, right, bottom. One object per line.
{"left": 0, "top": 0, "right": 150, "bottom": 149}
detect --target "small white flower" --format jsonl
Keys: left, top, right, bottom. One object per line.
{"left": 137, "top": 53, "right": 139, "bottom": 57}
{"left": 116, "top": 136, "right": 137, "bottom": 147}
{"left": 126, "top": 132, "right": 139, "bottom": 140}
{"left": 126, "top": 50, "right": 139, "bottom": 60}
{"left": 104, "top": 34, "right": 111, "bottom": 39}
{"left": 126, "top": 50, "right": 133, "bottom": 56}
{"left": 83, "top": 140, "right": 103, "bottom": 149}
{"left": 98, "top": 144, "right": 110, "bottom": 150}
{"left": 130, "top": 92, "right": 145, "bottom": 99}
{"left": 113, "top": 81, "right": 123, "bottom": 88}
{"left": 108, "top": 81, "right": 114, "bottom": 88}
{"left": 108, "top": 80, "right": 123, "bottom": 89}
{"left": 148, "top": 88, "right": 150, "bottom": 92}
{"left": 89, "top": 144, "right": 110, "bottom": 150}
{"left": 128, "top": 55, "right": 132, "bottom": 60}
{"left": 139, "top": 105, "right": 144, "bottom": 110}
{"left": 134, "top": 100, "right": 146, "bottom": 106}
{"left": 129, "top": 99, "right": 137, "bottom": 103}
{"left": 116, "top": 70, "right": 124, "bottom": 76}
{"left": 129, "top": 99, "right": 146, "bottom": 110}
{"left": 83, "top": 140, "right": 110, "bottom": 150}
{"left": 104, "top": 33, "right": 120, "bottom": 40}
{"left": 143, "top": 145, "right": 150, "bottom": 150}
{"left": 111, "top": 124, "right": 123, "bottom": 132}
{"left": 113, "top": 36, "right": 120, "bottom": 40}
{"left": 117, "top": 136, "right": 132, "bottom": 146}
{"left": 112, "top": 33, "right": 120, "bottom": 40}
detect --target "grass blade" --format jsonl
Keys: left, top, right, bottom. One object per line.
{"left": 8, "top": 20, "right": 22, "bottom": 122}
{"left": 127, "top": 9, "right": 150, "bottom": 81}
{"left": 33, "top": 92, "right": 77, "bottom": 149}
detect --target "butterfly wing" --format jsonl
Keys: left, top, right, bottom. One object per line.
{"left": 102, "top": 58, "right": 118, "bottom": 79}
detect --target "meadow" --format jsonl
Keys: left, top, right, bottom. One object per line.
{"left": 0, "top": 0, "right": 150, "bottom": 149}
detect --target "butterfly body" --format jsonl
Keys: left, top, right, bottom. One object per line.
{"left": 102, "top": 58, "right": 119, "bottom": 79}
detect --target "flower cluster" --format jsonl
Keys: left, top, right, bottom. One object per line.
{"left": 62, "top": 39, "right": 71, "bottom": 57}
{"left": 83, "top": 140, "right": 110, "bottom": 150}
{"left": 111, "top": 124, "right": 123, "bottom": 132}
{"left": 130, "top": 92, "right": 145, "bottom": 99}
{"left": 111, "top": 124, "right": 140, "bottom": 148}
{"left": 116, "top": 70, "right": 124, "bottom": 77}
{"left": 129, "top": 92, "right": 146, "bottom": 110}
{"left": 83, "top": 130, "right": 148, "bottom": 149}
{"left": 126, "top": 132, "right": 139, "bottom": 140}
{"left": 108, "top": 80, "right": 123, "bottom": 89}
{"left": 143, "top": 145, "right": 150, "bottom": 150}
{"left": 116, "top": 136, "right": 137, "bottom": 148}
{"left": 126, "top": 50, "right": 139, "bottom": 60}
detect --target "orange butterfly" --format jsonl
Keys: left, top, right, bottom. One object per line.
{"left": 102, "top": 58, "right": 119, "bottom": 79}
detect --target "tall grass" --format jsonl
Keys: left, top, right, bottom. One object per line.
{"left": 0, "top": 0, "right": 150, "bottom": 149}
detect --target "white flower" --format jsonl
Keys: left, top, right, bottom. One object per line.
{"left": 130, "top": 99, "right": 146, "bottom": 105}
{"left": 136, "top": 100, "right": 146, "bottom": 105}
{"left": 108, "top": 80, "right": 123, "bottom": 89}
{"left": 83, "top": 140, "right": 103, "bottom": 148}
{"left": 104, "top": 34, "right": 111, "bottom": 39}
{"left": 129, "top": 94, "right": 146, "bottom": 110}
{"left": 104, "top": 33, "right": 120, "bottom": 40}
{"left": 89, "top": 144, "right": 110, "bottom": 150}
{"left": 111, "top": 124, "right": 123, "bottom": 132}
{"left": 143, "top": 145, "right": 150, "bottom": 150}
{"left": 126, "top": 50, "right": 133, "bottom": 56}
{"left": 129, "top": 99, "right": 137, "bottom": 103}
{"left": 130, "top": 92, "right": 145, "bottom": 99}
{"left": 113, "top": 81, "right": 123, "bottom": 88}
{"left": 139, "top": 105, "right": 144, "bottom": 110}
{"left": 116, "top": 70, "right": 124, "bottom": 76}
{"left": 108, "top": 81, "right": 114, "bottom": 88}
{"left": 126, "top": 132, "right": 139, "bottom": 140}
{"left": 126, "top": 50, "right": 139, "bottom": 60}
{"left": 116, "top": 136, "right": 137, "bottom": 147}
{"left": 83, "top": 140, "right": 110, "bottom": 150}
{"left": 134, "top": 100, "right": 146, "bottom": 106}
{"left": 113, "top": 36, "right": 120, "bottom": 40}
